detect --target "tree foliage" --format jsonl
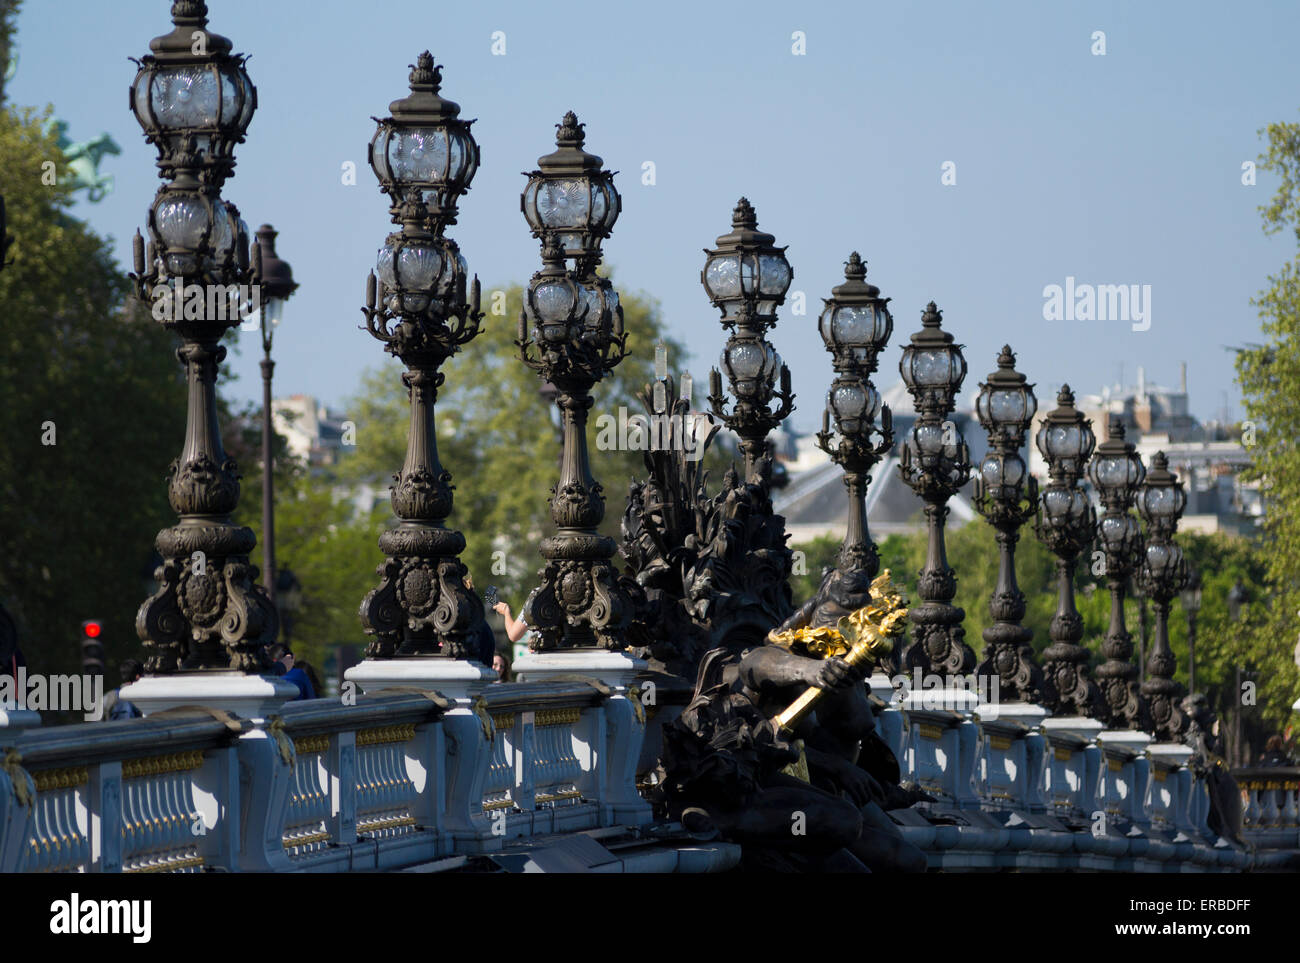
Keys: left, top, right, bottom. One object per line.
{"left": 334, "top": 276, "right": 691, "bottom": 616}
{"left": 1232, "top": 114, "right": 1300, "bottom": 739}
{"left": 0, "top": 104, "right": 183, "bottom": 680}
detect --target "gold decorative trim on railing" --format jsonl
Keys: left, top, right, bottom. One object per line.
{"left": 1152, "top": 769, "right": 1166, "bottom": 782}
{"left": 1240, "top": 779, "right": 1300, "bottom": 791}
{"left": 32, "top": 767, "right": 89, "bottom": 792}
{"left": 536, "top": 788, "right": 582, "bottom": 804}
{"left": 283, "top": 830, "right": 332, "bottom": 848}
{"left": 1053, "top": 747, "right": 1073, "bottom": 762}
{"left": 357, "top": 814, "right": 418, "bottom": 834}
{"left": 482, "top": 798, "right": 514, "bottom": 812}
{"left": 1107, "top": 758, "right": 1124, "bottom": 772}
{"left": 988, "top": 734, "right": 1013, "bottom": 751}
{"left": 356, "top": 724, "right": 416, "bottom": 747}
{"left": 918, "top": 724, "right": 944, "bottom": 742}
{"left": 31, "top": 830, "right": 85, "bottom": 855}
{"left": 491, "top": 713, "right": 515, "bottom": 732}
{"left": 536, "top": 708, "right": 582, "bottom": 728}
{"left": 123, "top": 750, "right": 204, "bottom": 780}
{"left": 293, "top": 735, "right": 330, "bottom": 755}
{"left": 125, "top": 854, "right": 205, "bottom": 873}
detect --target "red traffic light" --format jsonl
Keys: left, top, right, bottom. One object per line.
{"left": 82, "top": 620, "right": 102, "bottom": 639}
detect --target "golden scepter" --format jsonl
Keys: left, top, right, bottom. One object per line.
{"left": 769, "top": 571, "right": 909, "bottom": 735}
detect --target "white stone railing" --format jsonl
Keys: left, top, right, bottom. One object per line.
{"left": 0, "top": 679, "right": 647, "bottom": 873}
{"left": 1234, "top": 766, "right": 1300, "bottom": 856}
{"left": 4, "top": 672, "right": 1294, "bottom": 872}
{"left": 635, "top": 674, "right": 1281, "bottom": 871}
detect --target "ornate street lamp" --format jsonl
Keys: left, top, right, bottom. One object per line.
{"left": 1033, "top": 386, "right": 1104, "bottom": 716}
{"left": 516, "top": 117, "right": 631, "bottom": 652}
{"left": 898, "top": 302, "right": 973, "bottom": 677}
{"left": 1089, "top": 415, "right": 1149, "bottom": 728}
{"left": 369, "top": 51, "right": 478, "bottom": 233}
{"left": 356, "top": 55, "right": 483, "bottom": 661}
{"left": 1138, "top": 451, "right": 1191, "bottom": 741}
{"left": 521, "top": 111, "right": 619, "bottom": 271}
{"left": 129, "top": 0, "right": 255, "bottom": 187}
{"left": 1181, "top": 567, "right": 1202, "bottom": 694}
{"left": 815, "top": 253, "right": 893, "bottom": 579}
{"left": 251, "top": 224, "right": 298, "bottom": 604}
{"left": 129, "top": 1, "right": 277, "bottom": 674}
{"left": 973, "top": 345, "right": 1043, "bottom": 702}
{"left": 704, "top": 198, "right": 795, "bottom": 486}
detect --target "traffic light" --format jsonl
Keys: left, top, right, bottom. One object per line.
{"left": 81, "top": 619, "right": 104, "bottom": 675}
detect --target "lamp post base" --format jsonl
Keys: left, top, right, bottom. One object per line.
{"left": 345, "top": 657, "right": 494, "bottom": 704}
{"left": 120, "top": 672, "right": 299, "bottom": 722}
{"left": 512, "top": 649, "right": 646, "bottom": 688}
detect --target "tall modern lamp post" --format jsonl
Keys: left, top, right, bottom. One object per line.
{"left": 252, "top": 224, "right": 297, "bottom": 604}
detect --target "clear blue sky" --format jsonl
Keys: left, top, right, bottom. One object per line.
{"left": 12, "top": 0, "right": 1300, "bottom": 432}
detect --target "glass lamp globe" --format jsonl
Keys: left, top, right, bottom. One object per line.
{"left": 368, "top": 52, "right": 479, "bottom": 228}
{"left": 521, "top": 112, "right": 619, "bottom": 262}
{"left": 130, "top": 2, "right": 255, "bottom": 179}
{"left": 701, "top": 198, "right": 792, "bottom": 323}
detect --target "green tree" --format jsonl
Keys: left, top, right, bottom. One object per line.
{"left": 0, "top": 104, "right": 183, "bottom": 683}
{"left": 1233, "top": 114, "right": 1300, "bottom": 743}
{"left": 336, "top": 276, "right": 691, "bottom": 612}
{"left": 224, "top": 400, "right": 381, "bottom": 676}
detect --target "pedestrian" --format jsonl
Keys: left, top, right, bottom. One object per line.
{"left": 463, "top": 574, "right": 498, "bottom": 665}
{"left": 494, "top": 590, "right": 534, "bottom": 646}
{"left": 492, "top": 650, "right": 512, "bottom": 682}
{"left": 270, "top": 644, "right": 315, "bottom": 700}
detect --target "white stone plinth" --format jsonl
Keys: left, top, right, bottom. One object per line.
{"left": 1098, "top": 729, "right": 1152, "bottom": 753}
{"left": 345, "top": 658, "right": 494, "bottom": 704}
{"left": 900, "top": 684, "right": 980, "bottom": 716}
{"left": 976, "top": 701, "right": 1048, "bottom": 729}
{"left": 867, "top": 672, "right": 897, "bottom": 704}
{"left": 1041, "top": 716, "right": 1104, "bottom": 742}
{"left": 120, "top": 672, "right": 299, "bottom": 721}
{"left": 512, "top": 650, "right": 646, "bottom": 688}
{"left": 1147, "top": 742, "right": 1195, "bottom": 766}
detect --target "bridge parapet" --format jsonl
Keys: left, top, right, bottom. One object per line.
{"left": 0, "top": 680, "right": 646, "bottom": 873}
